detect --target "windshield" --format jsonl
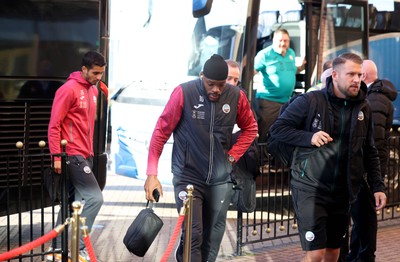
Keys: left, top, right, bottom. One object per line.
{"left": 109, "top": 0, "right": 248, "bottom": 96}
{"left": 109, "top": 0, "right": 249, "bottom": 182}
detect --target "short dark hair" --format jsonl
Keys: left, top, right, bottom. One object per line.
{"left": 82, "top": 51, "right": 106, "bottom": 69}
{"left": 332, "top": 53, "right": 363, "bottom": 69}
{"left": 225, "top": 59, "right": 240, "bottom": 69}
{"left": 322, "top": 60, "right": 332, "bottom": 71}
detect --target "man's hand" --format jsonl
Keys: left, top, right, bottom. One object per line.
{"left": 144, "top": 175, "right": 163, "bottom": 202}
{"left": 296, "top": 57, "right": 307, "bottom": 73}
{"left": 374, "top": 192, "right": 387, "bottom": 210}
{"left": 53, "top": 160, "right": 62, "bottom": 174}
{"left": 311, "top": 131, "right": 333, "bottom": 147}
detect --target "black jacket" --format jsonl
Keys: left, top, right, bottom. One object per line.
{"left": 172, "top": 79, "right": 239, "bottom": 185}
{"left": 269, "top": 76, "right": 385, "bottom": 202}
{"left": 367, "top": 79, "right": 398, "bottom": 178}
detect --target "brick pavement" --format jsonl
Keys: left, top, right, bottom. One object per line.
{"left": 84, "top": 173, "right": 400, "bottom": 262}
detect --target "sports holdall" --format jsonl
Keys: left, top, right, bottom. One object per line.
{"left": 123, "top": 200, "right": 164, "bottom": 257}
{"left": 43, "top": 167, "right": 62, "bottom": 203}
{"left": 231, "top": 132, "right": 259, "bottom": 213}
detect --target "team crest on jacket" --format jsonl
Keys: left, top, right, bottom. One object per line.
{"left": 358, "top": 111, "right": 364, "bottom": 121}
{"left": 222, "top": 104, "right": 230, "bottom": 114}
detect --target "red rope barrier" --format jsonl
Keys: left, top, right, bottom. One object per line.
{"left": 160, "top": 214, "right": 185, "bottom": 262}
{"left": 83, "top": 235, "right": 97, "bottom": 262}
{"left": 0, "top": 225, "right": 65, "bottom": 261}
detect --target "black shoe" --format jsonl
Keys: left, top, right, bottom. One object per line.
{"left": 175, "top": 239, "right": 183, "bottom": 262}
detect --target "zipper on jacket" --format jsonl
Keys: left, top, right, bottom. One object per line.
{"left": 206, "top": 103, "right": 215, "bottom": 184}
{"left": 300, "top": 159, "right": 308, "bottom": 177}
{"left": 69, "top": 122, "right": 73, "bottom": 142}
{"left": 334, "top": 101, "right": 346, "bottom": 187}
{"left": 86, "top": 87, "right": 92, "bottom": 152}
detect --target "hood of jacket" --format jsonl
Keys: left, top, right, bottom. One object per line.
{"left": 368, "top": 79, "right": 398, "bottom": 101}
{"left": 67, "top": 71, "right": 92, "bottom": 89}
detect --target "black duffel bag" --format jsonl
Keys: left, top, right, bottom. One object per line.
{"left": 123, "top": 200, "right": 164, "bottom": 257}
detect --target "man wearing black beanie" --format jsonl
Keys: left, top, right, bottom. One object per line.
{"left": 144, "top": 54, "right": 258, "bottom": 262}
{"left": 202, "top": 54, "right": 229, "bottom": 81}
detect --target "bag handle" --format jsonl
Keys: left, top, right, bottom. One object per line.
{"left": 146, "top": 188, "right": 160, "bottom": 208}
{"left": 146, "top": 200, "right": 154, "bottom": 209}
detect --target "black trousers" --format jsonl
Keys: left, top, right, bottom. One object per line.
{"left": 173, "top": 177, "right": 234, "bottom": 262}
{"left": 340, "top": 179, "right": 377, "bottom": 262}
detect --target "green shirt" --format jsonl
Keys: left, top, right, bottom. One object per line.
{"left": 254, "top": 46, "right": 297, "bottom": 103}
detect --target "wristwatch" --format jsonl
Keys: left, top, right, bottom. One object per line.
{"left": 228, "top": 155, "right": 235, "bottom": 164}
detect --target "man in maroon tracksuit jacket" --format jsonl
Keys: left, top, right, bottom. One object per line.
{"left": 47, "top": 50, "right": 106, "bottom": 262}
{"left": 144, "top": 54, "right": 258, "bottom": 262}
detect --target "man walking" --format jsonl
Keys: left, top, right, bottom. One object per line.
{"left": 254, "top": 28, "right": 305, "bottom": 150}
{"left": 344, "top": 59, "right": 397, "bottom": 262}
{"left": 144, "top": 54, "right": 258, "bottom": 262}
{"left": 269, "top": 53, "right": 386, "bottom": 262}
{"left": 48, "top": 50, "right": 106, "bottom": 262}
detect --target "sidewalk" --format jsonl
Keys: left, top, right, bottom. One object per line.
{"left": 90, "top": 173, "right": 400, "bottom": 262}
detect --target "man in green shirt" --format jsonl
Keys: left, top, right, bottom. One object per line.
{"left": 254, "top": 28, "right": 305, "bottom": 158}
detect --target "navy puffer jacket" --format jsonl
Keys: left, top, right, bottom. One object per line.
{"left": 367, "top": 79, "right": 397, "bottom": 178}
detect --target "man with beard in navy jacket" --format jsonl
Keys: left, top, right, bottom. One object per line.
{"left": 269, "top": 53, "right": 386, "bottom": 262}
{"left": 343, "top": 59, "right": 397, "bottom": 262}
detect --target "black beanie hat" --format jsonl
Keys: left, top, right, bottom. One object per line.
{"left": 202, "top": 54, "right": 228, "bottom": 80}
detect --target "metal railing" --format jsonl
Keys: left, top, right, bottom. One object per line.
{"left": 0, "top": 141, "right": 69, "bottom": 261}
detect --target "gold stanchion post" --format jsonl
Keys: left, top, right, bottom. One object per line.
{"left": 183, "top": 184, "right": 193, "bottom": 262}
{"left": 60, "top": 139, "right": 69, "bottom": 261}
{"left": 71, "top": 201, "right": 82, "bottom": 262}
